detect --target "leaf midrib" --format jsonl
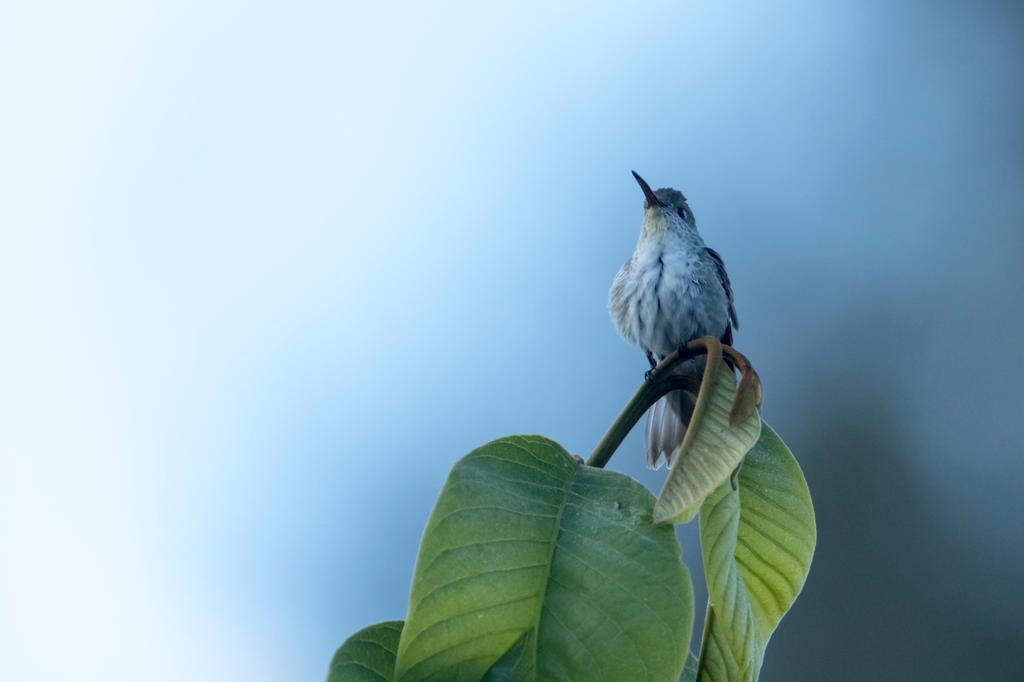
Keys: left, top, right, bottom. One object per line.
{"left": 525, "top": 458, "right": 578, "bottom": 677}
{"left": 705, "top": 486, "right": 760, "bottom": 676}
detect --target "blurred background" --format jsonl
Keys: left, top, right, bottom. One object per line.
{"left": 2, "top": 1, "right": 1022, "bottom": 680}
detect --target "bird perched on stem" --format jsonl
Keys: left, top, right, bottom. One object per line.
{"left": 609, "top": 171, "right": 738, "bottom": 468}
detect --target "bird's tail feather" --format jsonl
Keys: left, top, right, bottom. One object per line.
{"left": 643, "top": 390, "right": 696, "bottom": 469}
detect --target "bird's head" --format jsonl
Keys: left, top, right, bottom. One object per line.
{"left": 631, "top": 170, "right": 696, "bottom": 234}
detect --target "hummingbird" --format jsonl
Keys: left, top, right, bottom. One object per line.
{"left": 609, "top": 171, "right": 738, "bottom": 468}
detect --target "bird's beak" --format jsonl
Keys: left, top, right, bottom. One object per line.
{"left": 631, "top": 170, "right": 664, "bottom": 208}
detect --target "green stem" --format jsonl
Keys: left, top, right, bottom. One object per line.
{"left": 586, "top": 346, "right": 704, "bottom": 468}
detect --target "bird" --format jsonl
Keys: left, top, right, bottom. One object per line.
{"left": 608, "top": 171, "right": 738, "bottom": 468}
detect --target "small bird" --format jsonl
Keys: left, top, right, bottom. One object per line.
{"left": 609, "top": 171, "right": 738, "bottom": 468}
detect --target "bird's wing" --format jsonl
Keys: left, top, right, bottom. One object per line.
{"left": 705, "top": 247, "right": 738, "bottom": 330}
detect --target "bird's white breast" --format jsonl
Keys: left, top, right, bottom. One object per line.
{"left": 610, "top": 230, "right": 729, "bottom": 358}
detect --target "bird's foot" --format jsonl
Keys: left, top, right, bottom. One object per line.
{"left": 644, "top": 351, "right": 657, "bottom": 381}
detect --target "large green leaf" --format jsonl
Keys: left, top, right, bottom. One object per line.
{"left": 654, "top": 340, "right": 762, "bottom": 525}
{"left": 696, "top": 424, "right": 816, "bottom": 681}
{"left": 327, "top": 621, "right": 404, "bottom": 682}
{"left": 394, "top": 435, "right": 694, "bottom": 681}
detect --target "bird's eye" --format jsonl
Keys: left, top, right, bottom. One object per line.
{"left": 676, "top": 207, "right": 688, "bottom": 221}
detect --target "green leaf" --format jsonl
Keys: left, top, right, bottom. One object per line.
{"left": 327, "top": 620, "right": 403, "bottom": 682}
{"left": 394, "top": 435, "right": 694, "bottom": 681}
{"left": 680, "top": 651, "right": 700, "bottom": 682}
{"left": 696, "top": 424, "right": 816, "bottom": 681}
{"left": 654, "top": 341, "right": 762, "bottom": 525}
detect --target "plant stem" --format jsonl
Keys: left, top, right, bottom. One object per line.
{"left": 586, "top": 345, "right": 705, "bottom": 469}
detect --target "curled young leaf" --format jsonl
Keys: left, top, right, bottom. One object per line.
{"left": 653, "top": 338, "right": 762, "bottom": 525}
{"left": 721, "top": 345, "right": 763, "bottom": 427}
